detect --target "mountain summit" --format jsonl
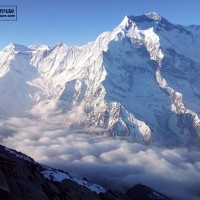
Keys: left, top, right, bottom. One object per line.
{"left": 127, "top": 12, "right": 163, "bottom": 23}
{"left": 145, "top": 12, "right": 162, "bottom": 20}
{"left": 1, "top": 13, "right": 200, "bottom": 146}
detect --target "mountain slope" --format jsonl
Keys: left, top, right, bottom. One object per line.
{"left": 0, "top": 144, "right": 172, "bottom": 200}
{"left": 1, "top": 12, "right": 200, "bottom": 146}
{"left": 0, "top": 144, "right": 106, "bottom": 200}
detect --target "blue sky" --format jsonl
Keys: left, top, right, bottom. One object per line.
{"left": 0, "top": 0, "right": 200, "bottom": 50}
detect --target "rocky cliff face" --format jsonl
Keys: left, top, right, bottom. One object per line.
{"left": 1, "top": 12, "right": 200, "bottom": 146}
{"left": 0, "top": 145, "right": 171, "bottom": 200}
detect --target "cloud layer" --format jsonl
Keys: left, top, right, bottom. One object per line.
{"left": 1, "top": 116, "right": 200, "bottom": 200}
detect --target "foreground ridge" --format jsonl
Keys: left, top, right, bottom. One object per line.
{"left": 0, "top": 145, "right": 172, "bottom": 200}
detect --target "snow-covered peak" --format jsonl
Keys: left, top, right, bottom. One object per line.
{"left": 50, "top": 42, "right": 71, "bottom": 53}
{"left": 125, "top": 12, "right": 169, "bottom": 29}
{"left": 0, "top": 13, "right": 200, "bottom": 147}
{"left": 145, "top": 12, "right": 162, "bottom": 21}
{"left": 117, "top": 12, "right": 172, "bottom": 33}
{"left": 29, "top": 44, "right": 50, "bottom": 51}
{"left": 116, "top": 15, "right": 137, "bottom": 32}
{"left": 3, "top": 43, "right": 31, "bottom": 52}
{"left": 119, "top": 15, "right": 133, "bottom": 26}
{"left": 114, "top": 13, "right": 162, "bottom": 33}
{"left": 54, "top": 42, "right": 67, "bottom": 48}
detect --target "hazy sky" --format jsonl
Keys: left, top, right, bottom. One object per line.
{"left": 1, "top": 0, "right": 200, "bottom": 49}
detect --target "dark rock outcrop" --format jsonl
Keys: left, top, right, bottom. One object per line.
{"left": 0, "top": 145, "right": 172, "bottom": 200}
{"left": 125, "top": 184, "right": 171, "bottom": 200}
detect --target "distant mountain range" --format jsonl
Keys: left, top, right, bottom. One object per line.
{"left": 1, "top": 12, "right": 200, "bottom": 146}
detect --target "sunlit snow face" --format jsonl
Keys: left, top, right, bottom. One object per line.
{"left": 0, "top": 116, "right": 200, "bottom": 200}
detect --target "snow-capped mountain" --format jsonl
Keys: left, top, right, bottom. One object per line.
{"left": 1, "top": 12, "right": 200, "bottom": 146}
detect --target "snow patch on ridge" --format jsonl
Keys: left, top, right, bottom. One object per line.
{"left": 145, "top": 12, "right": 162, "bottom": 21}
{"left": 41, "top": 169, "right": 106, "bottom": 194}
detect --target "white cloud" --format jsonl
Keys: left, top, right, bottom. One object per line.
{"left": 0, "top": 116, "right": 200, "bottom": 200}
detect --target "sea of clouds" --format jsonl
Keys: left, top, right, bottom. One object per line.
{"left": 0, "top": 116, "right": 200, "bottom": 200}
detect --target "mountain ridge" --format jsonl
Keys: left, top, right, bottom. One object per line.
{"left": 0, "top": 144, "right": 172, "bottom": 200}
